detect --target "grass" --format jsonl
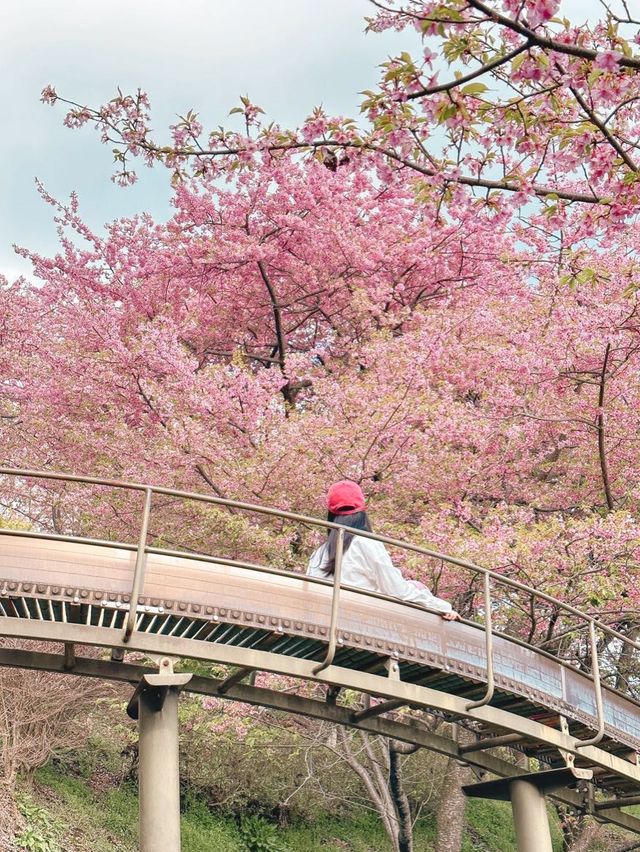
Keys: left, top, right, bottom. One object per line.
{"left": 24, "top": 763, "right": 574, "bottom": 852}
{"left": 462, "top": 799, "right": 564, "bottom": 851}
{"left": 32, "top": 766, "right": 240, "bottom": 852}
{"left": 31, "top": 765, "right": 138, "bottom": 852}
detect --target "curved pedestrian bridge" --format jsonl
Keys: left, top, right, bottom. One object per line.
{"left": 0, "top": 468, "right": 639, "bottom": 849}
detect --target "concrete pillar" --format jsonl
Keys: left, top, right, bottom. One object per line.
{"left": 464, "top": 765, "right": 591, "bottom": 851}
{"left": 127, "top": 669, "right": 192, "bottom": 852}
{"left": 510, "top": 779, "right": 553, "bottom": 852}
{"left": 138, "top": 686, "right": 182, "bottom": 852}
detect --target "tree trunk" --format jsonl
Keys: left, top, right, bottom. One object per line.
{"left": 555, "top": 805, "right": 604, "bottom": 851}
{"left": 435, "top": 726, "right": 472, "bottom": 852}
{"left": 435, "top": 757, "right": 468, "bottom": 851}
{"left": 389, "top": 742, "right": 414, "bottom": 852}
{"left": 0, "top": 783, "right": 22, "bottom": 851}
{"left": 336, "top": 727, "right": 400, "bottom": 850}
{"left": 567, "top": 819, "right": 602, "bottom": 851}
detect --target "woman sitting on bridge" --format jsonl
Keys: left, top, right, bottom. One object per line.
{"left": 307, "top": 481, "right": 460, "bottom": 621}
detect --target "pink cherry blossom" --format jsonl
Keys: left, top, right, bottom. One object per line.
{"left": 594, "top": 50, "right": 623, "bottom": 72}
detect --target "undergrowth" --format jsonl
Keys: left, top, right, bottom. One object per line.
{"left": 22, "top": 762, "right": 570, "bottom": 852}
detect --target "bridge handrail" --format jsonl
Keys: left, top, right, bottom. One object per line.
{"left": 1, "top": 466, "right": 637, "bottom": 746}
{"left": 0, "top": 467, "right": 628, "bottom": 627}
{"left": 0, "top": 466, "right": 635, "bottom": 645}
{"left": 3, "top": 523, "right": 636, "bottom": 698}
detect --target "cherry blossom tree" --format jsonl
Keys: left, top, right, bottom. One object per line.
{"left": 3, "top": 2, "right": 640, "bottom": 848}
{"left": 3, "top": 151, "right": 640, "bottom": 846}
{"left": 41, "top": 0, "right": 640, "bottom": 223}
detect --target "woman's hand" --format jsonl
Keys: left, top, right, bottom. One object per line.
{"left": 441, "top": 610, "right": 461, "bottom": 621}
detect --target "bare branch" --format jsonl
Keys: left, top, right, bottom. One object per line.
{"left": 597, "top": 343, "right": 615, "bottom": 511}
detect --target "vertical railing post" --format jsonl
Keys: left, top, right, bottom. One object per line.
{"left": 466, "top": 570, "right": 495, "bottom": 710}
{"left": 313, "top": 527, "right": 345, "bottom": 675}
{"left": 576, "top": 620, "right": 605, "bottom": 748}
{"left": 124, "top": 487, "right": 153, "bottom": 642}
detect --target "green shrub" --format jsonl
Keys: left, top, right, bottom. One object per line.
{"left": 238, "top": 815, "right": 290, "bottom": 852}
{"left": 15, "top": 795, "right": 61, "bottom": 852}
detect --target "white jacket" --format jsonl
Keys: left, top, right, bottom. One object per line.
{"left": 307, "top": 535, "right": 453, "bottom": 614}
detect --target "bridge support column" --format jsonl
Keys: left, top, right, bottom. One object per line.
{"left": 464, "top": 766, "right": 592, "bottom": 852}
{"left": 127, "top": 663, "right": 192, "bottom": 852}
{"left": 510, "top": 779, "right": 552, "bottom": 852}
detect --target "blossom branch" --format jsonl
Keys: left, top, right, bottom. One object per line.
{"left": 466, "top": 0, "right": 640, "bottom": 69}
{"left": 559, "top": 64, "right": 639, "bottom": 173}
{"left": 42, "top": 91, "right": 612, "bottom": 204}
{"left": 406, "top": 42, "right": 531, "bottom": 99}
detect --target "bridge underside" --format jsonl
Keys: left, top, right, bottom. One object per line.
{"left": 1, "top": 642, "right": 639, "bottom": 839}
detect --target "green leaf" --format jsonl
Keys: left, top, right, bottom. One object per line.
{"left": 587, "top": 69, "right": 603, "bottom": 86}
{"left": 437, "top": 103, "right": 458, "bottom": 124}
{"left": 433, "top": 4, "right": 464, "bottom": 21}
{"left": 461, "top": 82, "right": 488, "bottom": 96}
{"left": 576, "top": 268, "right": 597, "bottom": 284}
{"left": 512, "top": 52, "right": 527, "bottom": 72}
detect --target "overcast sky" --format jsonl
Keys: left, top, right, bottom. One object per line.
{"left": 2, "top": 0, "right": 602, "bottom": 281}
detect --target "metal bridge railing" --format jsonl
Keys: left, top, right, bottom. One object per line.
{"left": 0, "top": 466, "right": 637, "bottom": 747}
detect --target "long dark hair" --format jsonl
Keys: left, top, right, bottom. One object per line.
{"left": 324, "top": 511, "right": 372, "bottom": 574}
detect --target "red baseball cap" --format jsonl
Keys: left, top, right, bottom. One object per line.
{"left": 327, "top": 480, "right": 366, "bottom": 516}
